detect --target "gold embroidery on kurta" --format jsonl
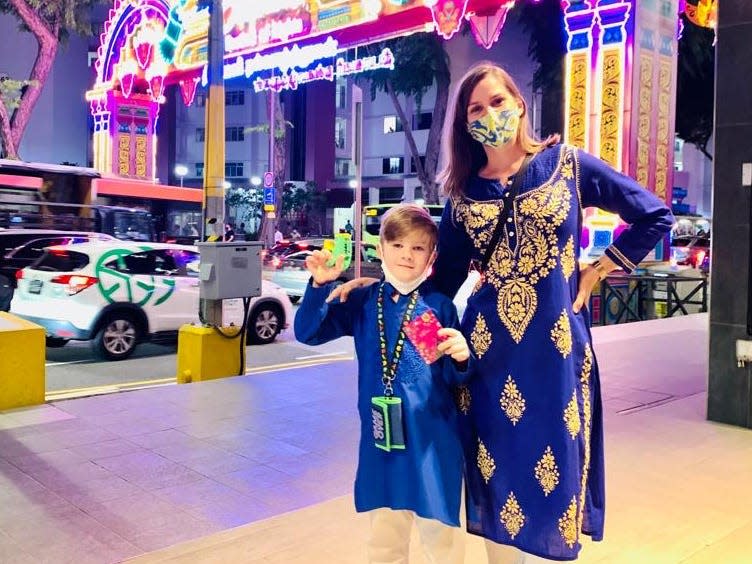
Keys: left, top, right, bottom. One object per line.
{"left": 564, "top": 390, "right": 581, "bottom": 439}
{"left": 558, "top": 496, "right": 579, "bottom": 548}
{"left": 534, "top": 446, "right": 560, "bottom": 496}
{"left": 497, "top": 280, "right": 538, "bottom": 343}
{"left": 561, "top": 160, "right": 574, "bottom": 180}
{"left": 551, "top": 309, "right": 573, "bottom": 358}
{"left": 471, "top": 313, "right": 492, "bottom": 358}
{"left": 500, "top": 492, "right": 526, "bottom": 539}
{"left": 453, "top": 201, "right": 503, "bottom": 251}
{"left": 577, "top": 344, "right": 594, "bottom": 534}
{"left": 500, "top": 375, "right": 526, "bottom": 425}
{"left": 561, "top": 235, "right": 576, "bottom": 281}
{"left": 454, "top": 147, "right": 575, "bottom": 343}
{"left": 477, "top": 439, "right": 496, "bottom": 484}
{"left": 455, "top": 386, "right": 471, "bottom": 415}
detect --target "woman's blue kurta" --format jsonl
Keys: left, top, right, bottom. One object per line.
{"left": 433, "top": 144, "right": 674, "bottom": 560}
{"left": 295, "top": 280, "right": 471, "bottom": 527}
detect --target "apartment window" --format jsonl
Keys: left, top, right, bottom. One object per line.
{"left": 195, "top": 93, "right": 206, "bottom": 107}
{"left": 195, "top": 162, "right": 204, "bottom": 177}
{"left": 335, "top": 78, "right": 347, "bottom": 109}
{"left": 383, "top": 115, "right": 403, "bottom": 134}
{"left": 335, "top": 158, "right": 351, "bottom": 177}
{"left": 382, "top": 157, "right": 404, "bottom": 175}
{"left": 412, "top": 112, "right": 433, "bottom": 130}
{"left": 410, "top": 155, "right": 426, "bottom": 173}
{"left": 226, "top": 126, "right": 245, "bottom": 142}
{"left": 225, "top": 162, "right": 244, "bottom": 177}
{"left": 334, "top": 118, "right": 347, "bottom": 150}
{"left": 225, "top": 90, "right": 245, "bottom": 106}
{"left": 195, "top": 128, "right": 205, "bottom": 142}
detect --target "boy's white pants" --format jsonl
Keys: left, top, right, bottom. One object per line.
{"left": 484, "top": 540, "right": 551, "bottom": 563}
{"left": 367, "top": 508, "right": 464, "bottom": 564}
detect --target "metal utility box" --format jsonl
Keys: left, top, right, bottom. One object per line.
{"left": 197, "top": 241, "right": 263, "bottom": 300}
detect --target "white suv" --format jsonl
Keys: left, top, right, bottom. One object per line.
{"left": 11, "top": 241, "right": 293, "bottom": 360}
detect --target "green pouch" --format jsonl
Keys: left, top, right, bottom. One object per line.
{"left": 371, "top": 396, "right": 406, "bottom": 452}
{"left": 324, "top": 233, "right": 353, "bottom": 270}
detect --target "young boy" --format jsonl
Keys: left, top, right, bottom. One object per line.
{"left": 295, "top": 204, "right": 472, "bottom": 563}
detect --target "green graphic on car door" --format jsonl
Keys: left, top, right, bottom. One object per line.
{"left": 94, "top": 247, "right": 176, "bottom": 306}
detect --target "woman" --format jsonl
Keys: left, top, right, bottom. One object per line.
{"left": 335, "top": 62, "right": 673, "bottom": 562}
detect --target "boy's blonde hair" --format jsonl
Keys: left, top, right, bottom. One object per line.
{"left": 380, "top": 204, "right": 438, "bottom": 249}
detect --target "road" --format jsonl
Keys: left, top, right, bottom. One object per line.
{"left": 44, "top": 305, "right": 356, "bottom": 400}
{"left": 43, "top": 276, "right": 476, "bottom": 400}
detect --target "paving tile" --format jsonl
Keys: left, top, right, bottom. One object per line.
{"left": 69, "top": 437, "right": 145, "bottom": 460}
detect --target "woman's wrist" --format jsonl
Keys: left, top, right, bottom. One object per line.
{"left": 590, "top": 259, "right": 610, "bottom": 280}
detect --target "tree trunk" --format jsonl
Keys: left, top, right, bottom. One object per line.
{"left": 0, "top": 101, "right": 17, "bottom": 158}
{"left": 422, "top": 71, "right": 450, "bottom": 204}
{"left": 260, "top": 91, "right": 286, "bottom": 246}
{"left": 6, "top": 0, "right": 58, "bottom": 159}
{"left": 385, "top": 80, "right": 430, "bottom": 202}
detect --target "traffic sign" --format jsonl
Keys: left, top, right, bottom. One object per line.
{"left": 263, "top": 204, "right": 275, "bottom": 212}
{"left": 263, "top": 171, "right": 274, "bottom": 187}
{"left": 263, "top": 187, "right": 275, "bottom": 205}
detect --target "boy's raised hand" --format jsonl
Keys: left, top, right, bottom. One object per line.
{"left": 306, "top": 249, "right": 345, "bottom": 286}
{"left": 437, "top": 327, "right": 470, "bottom": 363}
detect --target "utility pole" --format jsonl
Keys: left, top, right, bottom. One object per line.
{"left": 200, "top": 0, "right": 225, "bottom": 326}
{"left": 352, "top": 84, "right": 363, "bottom": 277}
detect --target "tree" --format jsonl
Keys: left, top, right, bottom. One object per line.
{"left": 517, "top": 0, "right": 567, "bottom": 138}
{"left": 675, "top": 14, "right": 715, "bottom": 161}
{"left": 359, "top": 32, "right": 450, "bottom": 204}
{"left": 225, "top": 186, "right": 263, "bottom": 236}
{"left": 245, "top": 91, "right": 293, "bottom": 243}
{"left": 280, "top": 180, "right": 327, "bottom": 235}
{"left": 0, "top": 0, "right": 101, "bottom": 159}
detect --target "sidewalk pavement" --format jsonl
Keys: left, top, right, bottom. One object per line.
{"left": 0, "top": 313, "right": 750, "bottom": 563}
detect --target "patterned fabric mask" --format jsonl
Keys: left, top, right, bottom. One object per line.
{"left": 467, "top": 108, "right": 522, "bottom": 148}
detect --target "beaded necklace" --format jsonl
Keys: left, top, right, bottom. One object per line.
{"left": 377, "top": 284, "right": 419, "bottom": 397}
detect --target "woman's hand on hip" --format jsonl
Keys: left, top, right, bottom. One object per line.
{"left": 573, "top": 266, "right": 600, "bottom": 313}
{"left": 325, "top": 276, "right": 379, "bottom": 303}
{"left": 573, "top": 255, "right": 617, "bottom": 313}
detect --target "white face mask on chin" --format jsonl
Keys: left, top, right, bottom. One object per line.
{"left": 381, "top": 260, "right": 432, "bottom": 296}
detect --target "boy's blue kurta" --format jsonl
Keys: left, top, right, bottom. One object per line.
{"left": 433, "top": 144, "right": 674, "bottom": 560}
{"left": 295, "top": 280, "right": 471, "bottom": 527}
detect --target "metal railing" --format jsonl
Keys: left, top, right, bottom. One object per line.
{"left": 595, "top": 272, "right": 708, "bottom": 326}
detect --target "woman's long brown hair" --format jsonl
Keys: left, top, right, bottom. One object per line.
{"left": 439, "top": 62, "right": 560, "bottom": 199}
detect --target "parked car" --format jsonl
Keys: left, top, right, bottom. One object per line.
{"left": 671, "top": 235, "right": 710, "bottom": 270}
{"left": 10, "top": 241, "right": 293, "bottom": 360}
{"left": 263, "top": 243, "right": 382, "bottom": 303}
{"left": 0, "top": 229, "right": 115, "bottom": 311}
{"left": 261, "top": 238, "right": 325, "bottom": 268}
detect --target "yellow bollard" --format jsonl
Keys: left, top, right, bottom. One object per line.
{"left": 0, "top": 313, "right": 45, "bottom": 409}
{"left": 176, "top": 324, "right": 245, "bottom": 383}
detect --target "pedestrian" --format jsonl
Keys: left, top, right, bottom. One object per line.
{"left": 274, "top": 227, "right": 284, "bottom": 244}
{"left": 290, "top": 227, "right": 301, "bottom": 240}
{"left": 224, "top": 223, "right": 235, "bottom": 242}
{"left": 331, "top": 62, "right": 674, "bottom": 562}
{"left": 295, "top": 204, "right": 473, "bottom": 564}
{"left": 344, "top": 219, "right": 354, "bottom": 235}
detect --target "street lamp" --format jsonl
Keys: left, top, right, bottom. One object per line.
{"left": 174, "top": 164, "right": 188, "bottom": 187}
{"left": 251, "top": 176, "right": 261, "bottom": 187}
{"left": 223, "top": 181, "right": 232, "bottom": 190}
{"left": 348, "top": 179, "right": 358, "bottom": 189}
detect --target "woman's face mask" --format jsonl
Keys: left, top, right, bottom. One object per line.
{"left": 467, "top": 107, "right": 522, "bottom": 148}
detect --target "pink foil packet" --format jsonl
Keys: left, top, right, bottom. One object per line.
{"left": 404, "top": 310, "right": 444, "bottom": 364}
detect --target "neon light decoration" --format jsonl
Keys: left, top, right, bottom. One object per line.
{"left": 466, "top": 1, "right": 516, "bottom": 49}
{"left": 427, "top": 0, "right": 469, "bottom": 40}
{"left": 86, "top": 0, "right": 546, "bottom": 180}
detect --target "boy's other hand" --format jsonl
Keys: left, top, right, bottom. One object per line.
{"left": 306, "top": 250, "right": 345, "bottom": 286}
{"left": 437, "top": 327, "right": 470, "bottom": 363}
{"left": 326, "top": 277, "right": 379, "bottom": 303}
